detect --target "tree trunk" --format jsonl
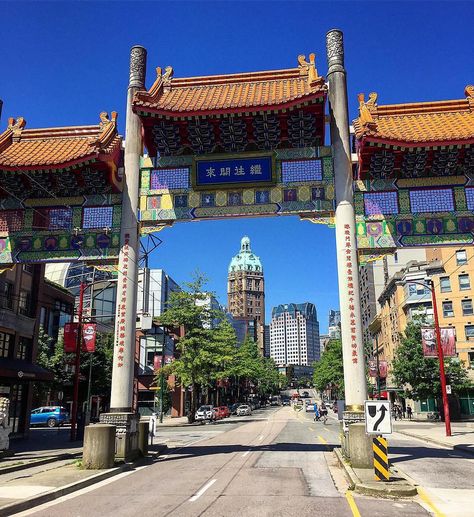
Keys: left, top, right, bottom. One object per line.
{"left": 188, "top": 382, "right": 198, "bottom": 423}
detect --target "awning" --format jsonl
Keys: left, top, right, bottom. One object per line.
{"left": 0, "top": 359, "right": 54, "bottom": 382}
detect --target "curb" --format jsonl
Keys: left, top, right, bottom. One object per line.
{"left": 333, "top": 448, "right": 417, "bottom": 498}
{"left": 0, "top": 447, "right": 167, "bottom": 517}
{"left": 0, "top": 452, "right": 82, "bottom": 476}
{"left": 395, "top": 429, "right": 474, "bottom": 457}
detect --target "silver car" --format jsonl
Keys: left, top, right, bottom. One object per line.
{"left": 195, "top": 405, "right": 214, "bottom": 422}
{"left": 237, "top": 404, "right": 251, "bottom": 416}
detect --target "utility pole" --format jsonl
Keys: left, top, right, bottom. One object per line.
{"left": 71, "top": 281, "right": 85, "bottom": 441}
{"left": 428, "top": 279, "right": 452, "bottom": 436}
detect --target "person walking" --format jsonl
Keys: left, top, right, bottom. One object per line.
{"left": 407, "top": 406, "right": 413, "bottom": 420}
{"left": 313, "top": 402, "right": 320, "bottom": 422}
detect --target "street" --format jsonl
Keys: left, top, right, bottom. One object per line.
{"left": 20, "top": 406, "right": 430, "bottom": 517}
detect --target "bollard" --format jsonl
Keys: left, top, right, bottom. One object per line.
{"left": 373, "top": 436, "right": 389, "bottom": 481}
{"left": 138, "top": 420, "right": 149, "bottom": 456}
{"left": 82, "top": 424, "right": 116, "bottom": 469}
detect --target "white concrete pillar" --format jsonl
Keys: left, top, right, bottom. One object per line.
{"left": 110, "top": 46, "right": 147, "bottom": 412}
{"left": 326, "top": 29, "right": 367, "bottom": 410}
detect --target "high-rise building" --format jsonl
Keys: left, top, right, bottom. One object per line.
{"left": 228, "top": 236, "right": 265, "bottom": 325}
{"left": 270, "top": 303, "right": 320, "bottom": 368}
{"left": 328, "top": 309, "right": 341, "bottom": 339}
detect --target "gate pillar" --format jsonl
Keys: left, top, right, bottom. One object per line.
{"left": 99, "top": 45, "right": 147, "bottom": 460}
{"left": 326, "top": 30, "right": 367, "bottom": 412}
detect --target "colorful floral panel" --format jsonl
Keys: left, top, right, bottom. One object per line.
{"left": 409, "top": 188, "right": 454, "bottom": 213}
{"left": 364, "top": 192, "right": 399, "bottom": 215}
{"left": 151, "top": 168, "right": 190, "bottom": 190}
{"left": 82, "top": 206, "right": 114, "bottom": 229}
{"left": 281, "top": 159, "right": 322, "bottom": 183}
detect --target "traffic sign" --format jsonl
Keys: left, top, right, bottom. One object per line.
{"left": 365, "top": 400, "right": 392, "bottom": 435}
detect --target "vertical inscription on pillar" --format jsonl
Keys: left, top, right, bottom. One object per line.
{"left": 116, "top": 233, "right": 130, "bottom": 369}
{"left": 344, "top": 223, "right": 359, "bottom": 365}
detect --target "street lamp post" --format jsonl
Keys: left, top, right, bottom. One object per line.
{"left": 427, "top": 279, "right": 452, "bottom": 437}
{"left": 410, "top": 278, "right": 452, "bottom": 437}
{"left": 70, "top": 281, "right": 85, "bottom": 441}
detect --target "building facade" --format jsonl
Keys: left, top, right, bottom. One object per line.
{"left": 228, "top": 236, "right": 265, "bottom": 353}
{"left": 327, "top": 309, "right": 341, "bottom": 339}
{"left": 0, "top": 264, "right": 74, "bottom": 437}
{"left": 270, "top": 302, "right": 320, "bottom": 371}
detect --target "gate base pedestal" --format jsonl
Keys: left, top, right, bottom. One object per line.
{"left": 99, "top": 412, "right": 140, "bottom": 461}
{"left": 341, "top": 412, "right": 373, "bottom": 469}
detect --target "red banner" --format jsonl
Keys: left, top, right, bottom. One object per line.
{"left": 153, "top": 355, "right": 174, "bottom": 370}
{"left": 82, "top": 323, "right": 96, "bottom": 353}
{"left": 368, "top": 359, "right": 377, "bottom": 377}
{"left": 64, "top": 323, "right": 78, "bottom": 353}
{"left": 440, "top": 327, "right": 456, "bottom": 357}
{"left": 421, "top": 327, "right": 437, "bottom": 357}
{"left": 422, "top": 326, "right": 456, "bottom": 357}
{"left": 378, "top": 360, "right": 388, "bottom": 379}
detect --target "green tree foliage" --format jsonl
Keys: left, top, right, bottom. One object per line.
{"left": 80, "top": 332, "right": 114, "bottom": 398}
{"left": 392, "top": 321, "right": 471, "bottom": 400}
{"left": 312, "top": 339, "right": 344, "bottom": 398}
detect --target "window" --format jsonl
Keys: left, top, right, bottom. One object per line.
{"left": 459, "top": 274, "right": 471, "bottom": 291}
{"left": 469, "top": 351, "right": 474, "bottom": 369}
{"left": 18, "top": 290, "right": 31, "bottom": 316}
{"left": 440, "top": 277, "right": 451, "bottom": 293}
{"left": 456, "top": 250, "right": 468, "bottom": 266}
{"left": 466, "top": 325, "right": 474, "bottom": 339}
{"left": 17, "top": 337, "right": 32, "bottom": 361}
{"left": 0, "top": 332, "right": 12, "bottom": 358}
{"left": 462, "top": 299, "right": 473, "bottom": 317}
{"left": 1, "top": 282, "right": 14, "bottom": 309}
{"left": 442, "top": 301, "right": 454, "bottom": 318}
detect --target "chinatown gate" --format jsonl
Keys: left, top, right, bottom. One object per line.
{"left": 1, "top": 30, "right": 474, "bottom": 460}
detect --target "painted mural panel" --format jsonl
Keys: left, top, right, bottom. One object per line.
{"left": 139, "top": 147, "right": 335, "bottom": 228}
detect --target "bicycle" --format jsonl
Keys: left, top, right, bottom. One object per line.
{"left": 427, "top": 411, "right": 440, "bottom": 421}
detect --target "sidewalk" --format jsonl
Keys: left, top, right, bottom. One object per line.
{"left": 393, "top": 420, "right": 474, "bottom": 455}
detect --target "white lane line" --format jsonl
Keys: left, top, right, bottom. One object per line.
{"left": 189, "top": 479, "right": 217, "bottom": 502}
{"left": 258, "top": 435, "right": 264, "bottom": 440}
{"left": 242, "top": 450, "right": 251, "bottom": 457}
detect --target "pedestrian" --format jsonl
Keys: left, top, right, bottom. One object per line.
{"left": 407, "top": 406, "right": 412, "bottom": 420}
{"left": 313, "top": 402, "right": 319, "bottom": 421}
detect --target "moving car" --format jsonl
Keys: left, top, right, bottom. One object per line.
{"left": 302, "top": 391, "right": 310, "bottom": 398}
{"left": 305, "top": 400, "right": 314, "bottom": 412}
{"left": 30, "top": 406, "right": 70, "bottom": 428}
{"left": 282, "top": 399, "right": 290, "bottom": 406}
{"left": 195, "top": 405, "right": 214, "bottom": 423}
{"left": 237, "top": 404, "right": 251, "bottom": 416}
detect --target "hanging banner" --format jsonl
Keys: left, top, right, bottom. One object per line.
{"left": 378, "top": 361, "right": 388, "bottom": 379}
{"left": 368, "top": 359, "right": 378, "bottom": 378}
{"left": 422, "top": 327, "right": 457, "bottom": 357}
{"left": 440, "top": 327, "right": 456, "bottom": 357}
{"left": 153, "top": 355, "right": 174, "bottom": 370}
{"left": 64, "top": 323, "right": 79, "bottom": 353}
{"left": 421, "top": 327, "right": 437, "bottom": 357}
{"left": 82, "top": 323, "right": 97, "bottom": 353}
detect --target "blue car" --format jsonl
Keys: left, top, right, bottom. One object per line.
{"left": 30, "top": 406, "right": 70, "bottom": 428}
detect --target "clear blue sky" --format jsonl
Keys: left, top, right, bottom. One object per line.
{"left": 2, "top": 2, "right": 473, "bottom": 332}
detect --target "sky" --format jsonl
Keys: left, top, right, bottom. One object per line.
{"left": 1, "top": 1, "right": 473, "bottom": 332}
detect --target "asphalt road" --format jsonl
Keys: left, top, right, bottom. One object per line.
{"left": 20, "top": 406, "right": 432, "bottom": 517}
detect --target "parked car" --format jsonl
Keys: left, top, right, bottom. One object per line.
{"left": 30, "top": 406, "right": 70, "bottom": 428}
{"left": 229, "top": 403, "right": 241, "bottom": 414}
{"left": 195, "top": 405, "right": 214, "bottom": 423}
{"left": 213, "top": 407, "right": 224, "bottom": 420}
{"left": 217, "top": 406, "right": 230, "bottom": 418}
{"left": 302, "top": 391, "right": 310, "bottom": 398}
{"left": 237, "top": 404, "right": 252, "bottom": 416}
{"left": 282, "top": 399, "right": 290, "bottom": 406}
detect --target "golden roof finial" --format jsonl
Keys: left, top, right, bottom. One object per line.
{"left": 7, "top": 117, "right": 26, "bottom": 142}
{"left": 298, "top": 53, "right": 322, "bottom": 85}
{"left": 358, "top": 93, "right": 377, "bottom": 128}
{"left": 465, "top": 85, "right": 474, "bottom": 108}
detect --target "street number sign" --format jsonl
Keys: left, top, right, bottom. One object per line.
{"left": 365, "top": 400, "right": 392, "bottom": 435}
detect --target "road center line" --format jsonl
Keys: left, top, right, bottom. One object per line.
{"left": 318, "top": 435, "right": 328, "bottom": 445}
{"left": 189, "top": 479, "right": 217, "bottom": 502}
{"left": 345, "top": 491, "right": 361, "bottom": 517}
{"left": 417, "top": 487, "right": 447, "bottom": 517}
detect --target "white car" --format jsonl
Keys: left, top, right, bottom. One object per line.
{"left": 237, "top": 404, "right": 251, "bottom": 416}
{"left": 195, "top": 405, "right": 214, "bottom": 422}
{"left": 305, "top": 400, "right": 314, "bottom": 412}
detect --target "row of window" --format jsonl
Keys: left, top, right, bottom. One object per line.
{"left": 442, "top": 299, "right": 473, "bottom": 318}
{"left": 0, "top": 332, "right": 32, "bottom": 361}
{"left": 440, "top": 273, "right": 471, "bottom": 292}
{"left": 0, "top": 282, "right": 33, "bottom": 316}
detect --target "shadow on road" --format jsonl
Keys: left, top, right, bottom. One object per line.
{"left": 390, "top": 445, "right": 473, "bottom": 463}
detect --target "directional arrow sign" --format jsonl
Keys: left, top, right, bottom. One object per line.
{"left": 365, "top": 400, "right": 392, "bottom": 435}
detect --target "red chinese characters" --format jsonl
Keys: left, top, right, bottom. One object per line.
{"left": 344, "top": 224, "right": 358, "bottom": 364}
{"left": 116, "top": 233, "right": 131, "bottom": 368}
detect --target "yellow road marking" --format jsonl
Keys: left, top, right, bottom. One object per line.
{"left": 318, "top": 435, "right": 328, "bottom": 445}
{"left": 345, "top": 491, "right": 361, "bottom": 517}
{"left": 417, "top": 487, "right": 447, "bottom": 517}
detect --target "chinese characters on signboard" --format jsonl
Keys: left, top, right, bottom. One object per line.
{"left": 116, "top": 233, "right": 130, "bottom": 368}
{"left": 195, "top": 156, "right": 273, "bottom": 187}
{"left": 421, "top": 327, "right": 456, "bottom": 357}
{"left": 344, "top": 223, "right": 359, "bottom": 364}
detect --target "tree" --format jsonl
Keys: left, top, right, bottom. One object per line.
{"left": 312, "top": 339, "right": 344, "bottom": 398}
{"left": 392, "top": 321, "right": 471, "bottom": 401}
{"left": 157, "top": 273, "right": 238, "bottom": 422}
